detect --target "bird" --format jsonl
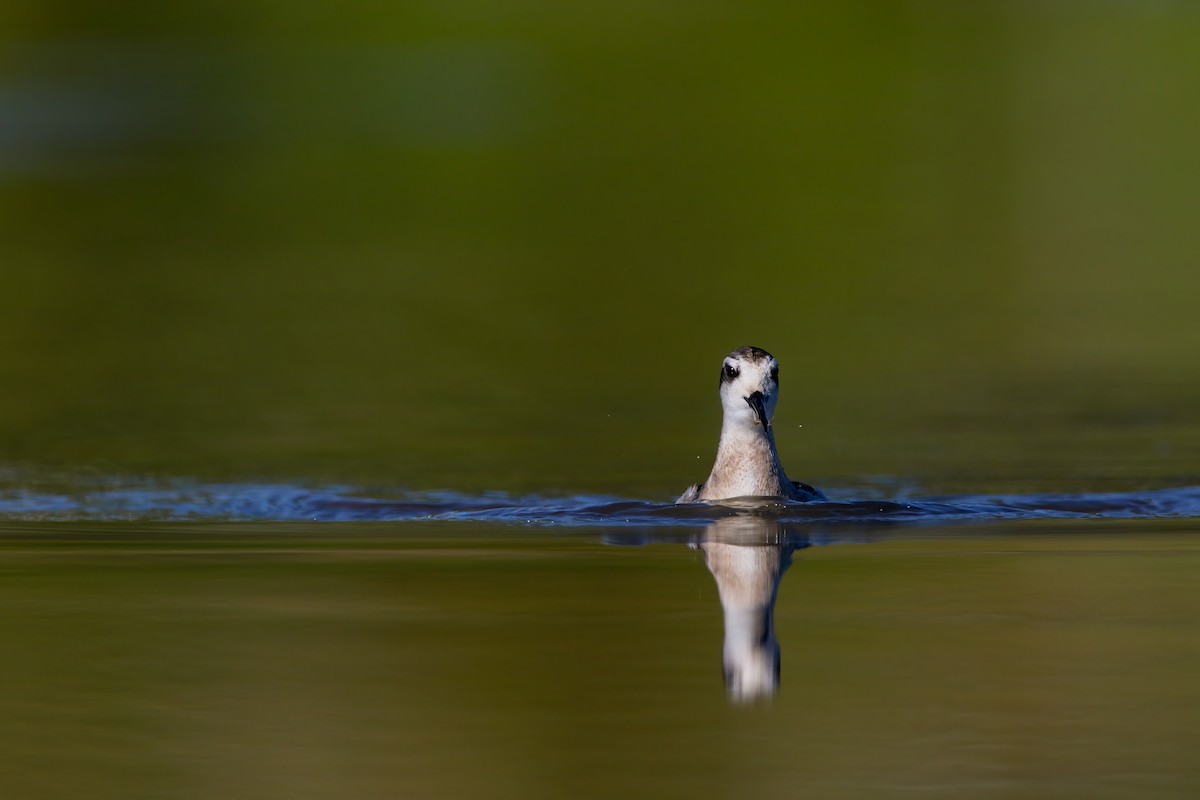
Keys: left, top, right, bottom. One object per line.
{"left": 677, "top": 346, "right": 825, "bottom": 503}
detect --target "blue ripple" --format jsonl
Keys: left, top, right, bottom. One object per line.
{"left": 1, "top": 481, "right": 1200, "bottom": 527}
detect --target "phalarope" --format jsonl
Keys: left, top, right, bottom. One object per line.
{"left": 678, "top": 346, "right": 824, "bottom": 503}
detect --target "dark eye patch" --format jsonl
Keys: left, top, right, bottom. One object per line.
{"left": 722, "top": 362, "right": 740, "bottom": 383}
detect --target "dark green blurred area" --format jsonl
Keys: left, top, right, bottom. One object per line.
{"left": 3, "top": 2, "right": 1199, "bottom": 496}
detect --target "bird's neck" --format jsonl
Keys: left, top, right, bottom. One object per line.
{"left": 706, "top": 422, "right": 790, "bottom": 499}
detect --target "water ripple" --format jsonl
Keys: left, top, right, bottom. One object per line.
{"left": 1, "top": 482, "right": 1200, "bottom": 527}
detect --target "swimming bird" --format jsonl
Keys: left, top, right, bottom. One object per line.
{"left": 678, "top": 346, "right": 825, "bottom": 503}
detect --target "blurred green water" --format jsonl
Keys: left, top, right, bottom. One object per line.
{"left": 2, "top": 2, "right": 1199, "bottom": 497}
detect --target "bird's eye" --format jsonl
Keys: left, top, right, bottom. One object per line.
{"left": 723, "top": 363, "right": 739, "bottom": 381}
{"left": 770, "top": 365, "right": 779, "bottom": 382}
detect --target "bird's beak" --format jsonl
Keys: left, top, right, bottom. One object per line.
{"left": 745, "top": 391, "right": 771, "bottom": 431}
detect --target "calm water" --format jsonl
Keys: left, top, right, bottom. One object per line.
{"left": 5, "top": 1, "right": 1200, "bottom": 797}
{"left": 4, "top": 515, "right": 1200, "bottom": 799}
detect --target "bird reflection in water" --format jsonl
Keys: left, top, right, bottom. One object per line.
{"left": 694, "top": 516, "right": 808, "bottom": 702}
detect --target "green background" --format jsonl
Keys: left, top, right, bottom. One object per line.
{"left": 3, "top": 2, "right": 1199, "bottom": 497}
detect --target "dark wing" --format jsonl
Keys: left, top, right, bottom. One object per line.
{"left": 791, "top": 481, "right": 827, "bottom": 502}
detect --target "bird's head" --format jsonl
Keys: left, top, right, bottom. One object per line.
{"left": 718, "top": 346, "right": 780, "bottom": 433}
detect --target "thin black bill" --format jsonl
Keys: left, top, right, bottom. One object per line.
{"left": 745, "top": 391, "right": 771, "bottom": 430}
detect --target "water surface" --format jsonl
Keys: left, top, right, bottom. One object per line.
{"left": 4, "top": 516, "right": 1199, "bottom": 800}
